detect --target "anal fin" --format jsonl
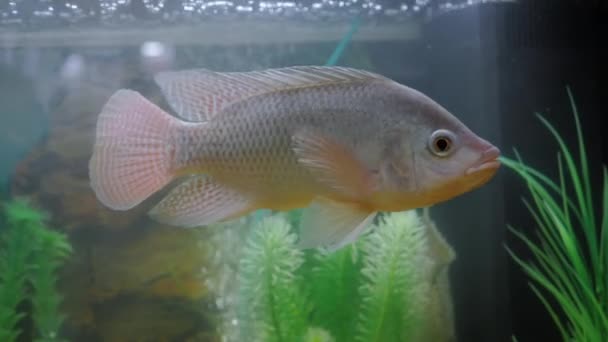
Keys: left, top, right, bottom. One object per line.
{"left": 148, "top": 176, "right": 252, "bottom": 227}
{"left": 297, "top": 198, "right": 377, "bottom": 251}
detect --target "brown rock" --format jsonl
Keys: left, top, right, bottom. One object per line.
{"left": 57, "top": 224, "right": 214, "bottom": 339}
{"left": 87, "top": 225, "right": 209, "bottom": 302}
{"left": 11, "top": 80, "right": 146, "bottom": 232}
{"left": 10, "top": 58, "right": 217, "bottom": 340}
{"left": 93, "top": 295, "right": 213, "bottom": 342}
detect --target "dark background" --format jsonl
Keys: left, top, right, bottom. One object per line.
{"left": 421, "top": 1, "right": 606, "bottom": 341}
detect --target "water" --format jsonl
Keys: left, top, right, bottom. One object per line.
{"left": 1, "top": 1, "right": 605, "bottom": 341}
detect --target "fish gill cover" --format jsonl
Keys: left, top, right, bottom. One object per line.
{"left": 0, "top": 0, "right": 512, "bottom": 28}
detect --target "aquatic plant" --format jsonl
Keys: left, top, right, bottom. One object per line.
{"left": 237, "top": 216, "right": 309, "bottom": 342}
{"left": 355, "top": 213, "right": 431, "bottom": 342}
{"left": 502, "top": 89, "right": 608, "bottom": 341}
{"left": 0, "top": 199, "right": 72, "bottom": 342}
{"left": 0, "top": 201, "right": 34, "bottom": 342}
{"left": 215, "top": 210, "right": 454, "bottom": 342}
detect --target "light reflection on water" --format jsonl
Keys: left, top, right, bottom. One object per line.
{"left": 0, "top": 0, "right": 513, "bottom": 28}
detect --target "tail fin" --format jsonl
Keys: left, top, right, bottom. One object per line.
{"left": 89, "top": 89, "right": 180, "bottom": 210}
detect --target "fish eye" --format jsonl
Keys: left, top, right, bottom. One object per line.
{"left": 428, "top": 129, "right": 456, "bottom": 157}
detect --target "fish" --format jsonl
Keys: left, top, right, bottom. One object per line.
{"left": 88, "top": 66, "right": 500, "bottom": 250}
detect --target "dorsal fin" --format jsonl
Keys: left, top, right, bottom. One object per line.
{"left": 154, "top": 66, "right": 386, "bottom": 122}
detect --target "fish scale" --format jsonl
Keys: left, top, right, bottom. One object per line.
{"left": 191, "top": 83, "right": 380, "bottom": 196}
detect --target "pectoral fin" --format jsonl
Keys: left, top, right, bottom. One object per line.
{"left": 293, "top": 129, "right": 377, "bottom": 199}
{"left": 297, "top": 198, "right": 377, "bottom": 251}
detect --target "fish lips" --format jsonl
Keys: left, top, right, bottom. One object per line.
{"left": 465, "top": 146, "right": 501, "bottom": 176}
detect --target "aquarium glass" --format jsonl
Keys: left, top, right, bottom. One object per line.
{"left": 1, "top": 0, "right": 604, "bottom": 341}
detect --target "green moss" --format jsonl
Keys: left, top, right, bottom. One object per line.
{"left": 0, "top": 198, "right": 72, "bottom": 342}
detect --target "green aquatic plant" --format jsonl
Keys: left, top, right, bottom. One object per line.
{"left": 237, "top": 216, "right": 309, "bottom": 342}
{"left": 303, "top": 327, "right": 335, "bottom": 342}
{"left": 0, "top": 202, "right": 34, "bottom": 342}
{"left": 355, "top": 213, "right": 430, "bottom": 342}
{"left": 308, "top": 244, "right": 361, "bottom": 342}
{"left": 224, "top": 210, "right": 452, "bottom": 342}
{"left": 502, "top": 89, "right": 608, "bottom": 341}
{"left": 0, "top": 199, "right": 72, "bottom": 342}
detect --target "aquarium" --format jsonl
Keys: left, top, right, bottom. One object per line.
{"left": 1, "top": 0, "right": 605, "bottom": 341}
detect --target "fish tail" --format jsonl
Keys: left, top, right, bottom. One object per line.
{"left": 89, "top": 89, "right": 182, "bottom": 210}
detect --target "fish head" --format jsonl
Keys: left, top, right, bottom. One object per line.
{"left": 379, "top": 85, "right": 500, "bottom": 207}
{"left": 413, "top": 126, "right": 499, "bottom": 200}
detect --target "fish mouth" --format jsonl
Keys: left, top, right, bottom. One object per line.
{"left": 465, "top": 146, "right": 501, "bottom": 176}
